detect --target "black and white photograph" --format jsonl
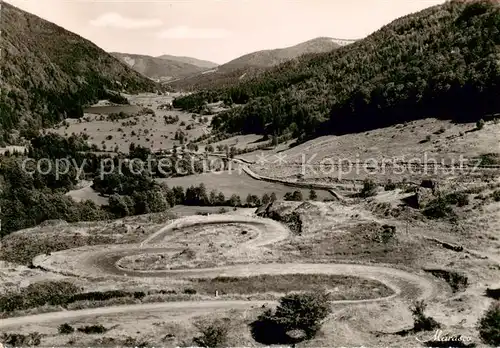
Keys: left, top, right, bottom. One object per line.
{"left": 0, "top": 0, "right": 499, "bottom": 346}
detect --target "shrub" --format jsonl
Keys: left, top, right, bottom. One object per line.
{"left": 1, "top": 332, "right": 42, "bottom": 346}
{"left": 0, "top": 281, "right": 80, "bottom": 312}
{"left": 183, "top": 288, "right": 197, "bottom": 295}
{"left": 476, "top": 119, "right": 485, "bottom": 130}
{"left": 410, "top": 300, "right": 441, "bottom": 332}
{"left": 477, "top": 301, "right": 500, "bottom": 346}
{"left": 423, "top": 197, "right": 454, "bottom": 219}
{"left": 58, "top": 323, "right": 75, "bottom": 334}
{"left": 193, "top": 318, "right": 230, "bottom": 348}
{"left": 378, "top": 225, "right": 396, "bottom": 244}
{"left": 284, "top": 191, "right": 304, "bottom": 201}
{"left": 250, "top": 291, "right": 331, "bottom": 344}
{"left": 77, "top": 325, "right": 108, "bottom": 334}
{"left": 133, "top": 291, "right": 146, "bottom": 300}
{"left": 384, "top": 180, "right": 397, "bottom": 191}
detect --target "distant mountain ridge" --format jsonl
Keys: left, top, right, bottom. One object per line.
{"left": 218, "top": 37, "right": 341, "bottom": 72}
{"left": 155, "top": 54, "right": 218, "bottom": 69}
{"left": 168, "top": 37, "right": 342, "bottom": 91}
{"left": 111, "top": 52, "right": 212, "bottom": 82}
{"left": 0, "top": 2, "right": 157, "bottom": 142}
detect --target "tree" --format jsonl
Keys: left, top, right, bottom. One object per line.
{"left": 172, "top": 186, "right": 185, "bottom": 205}
{"left": 229, "top": 194, "right": 241, "bottom": 207}
{"left": 250, "top": 291, "right": 331, "bottom": 345}
{"left": 209, "top": 190, "right": 218, "bottom": 206}
{"left": 217, "top": 192, "right": 226, "bottom": 205}
{"left": 262, "top": 193, "right": 271, "bottom": 205}
{"left": 270, "top": 192, "right": 277, "bottom": 202}
{"left": 108, "top": 194, "right": 131, "bottom": 217}
{"left": 308, "top": 189, "right": 317, "bottom": 200}
{"left": 246, "top": 194, "right": 253, "bottom": 207}
{"left": 292, "top": 191, "right": 303, "bottom": 201}
{"left": 477, "top": 301, "right": 500, "bottom": 346}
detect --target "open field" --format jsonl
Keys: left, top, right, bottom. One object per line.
{"left": 158, "top": 170, "right": 334, "bottom": 201}
{"left": 48, "top": 93, "right": 213, "bottom": 153}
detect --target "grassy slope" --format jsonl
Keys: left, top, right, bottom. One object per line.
{"left": 0, "top": 3, "right": 157, "bottom": 140}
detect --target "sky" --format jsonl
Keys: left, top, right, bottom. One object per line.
{"left": 6, "top": 0, "right": 446, "bottom": 64}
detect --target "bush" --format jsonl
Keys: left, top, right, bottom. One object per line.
{"left": 410, "top": 300, "right": 441, "bottom": 332}
{"left": 0, "top": 286, "right": 150, "bottom": 313}
{"left": 183, "top": 288, "right": 197, "bottom": 295}
{"left": 133, "top": 291, "right": 146, "bottom": 300}
{"left": 423, "top": 197, "right": 454, "bottom": 219}
{"left": 193, "top": 318, "right": 230, "bottom": 348}
{"left": 1, "top": 332, "right": 42, "bottom": 346}
{"left": 476, "top": 119, "right": 485, "bottom": 130}
{"left": 0, "top": 281, "right": 80, "bottom": 312}
{"left": 378, "top": 224, "right": 396, "bottom": 244}
{"left": 477, "top": 301, "right": 500, "bottom": 346}
{"left": 77, "top": 325, "right": 108, "bottom": 334}
{"left": 250, "top": 291, "right": 331, "bottom": 344}
{"left": 284, "top": 191, "right": 304, "bottom": 201}
{"left": 58, "top": 323, "right": 75, "bottom": 334}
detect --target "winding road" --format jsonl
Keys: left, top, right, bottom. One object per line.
{"left": 1, "top": 214, "right": 441, "bottom": 329}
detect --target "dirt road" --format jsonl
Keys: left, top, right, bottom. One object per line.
{"left": 3, "top": 214, "right": 442, "bottom": 329}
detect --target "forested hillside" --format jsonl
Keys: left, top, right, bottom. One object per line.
{"left": 174, "top": 0, "right": 500, "bottom": 139}
{"left": 218, "top": 37, "right": 340, "bottom": 72}
{"left": 0, "top": 3, "right": 157, "bottom": 143}
{"left": 168, "top": 37, "right": 339, "bottom": 92}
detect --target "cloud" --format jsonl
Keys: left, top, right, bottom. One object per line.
{"left": 89, "top": 13, "right": 163, "bottom": 29}
{"left": 157, "top": 25, "right": 231, "bottom": 39}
